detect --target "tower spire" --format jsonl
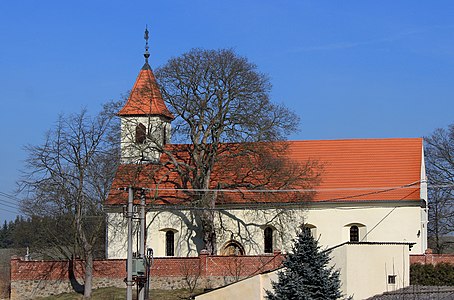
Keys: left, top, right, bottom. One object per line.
{"left": 143, "top": 26, "right": 151, "bottom": 70}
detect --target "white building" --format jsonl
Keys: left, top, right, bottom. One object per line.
{"left": 194, "top": 243, "right": 412, "bottom": 300}
{"left": 105, "top": 50, "right": 428, "bottom": 260}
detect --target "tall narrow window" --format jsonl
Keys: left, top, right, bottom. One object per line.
{"left": 166, "top": 230, "right": 174, "bottom": 256}
{"left": 350, "top": 225, "right": 359, "bottom": 242}
{"left": 162, "top": 125, "right": 167, "bottom": 145}
{"left": 264, "top": 227, "right": 273, "bottom": 253}
{"left": 135, "top": 123, "right": 146, "bottom": 144}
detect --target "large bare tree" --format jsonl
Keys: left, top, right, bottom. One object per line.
{"left": 18, "top": 101, "right": 121, "bottom": 298}
{"left": 151, "top": 49, "right": 320, "bottom": 254}
{"left": 425, "top": 123, "right": 454, "bottom": 253}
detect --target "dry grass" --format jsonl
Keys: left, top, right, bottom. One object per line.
{"left": 35, "top": 287, "right": 202, "bottom": 300}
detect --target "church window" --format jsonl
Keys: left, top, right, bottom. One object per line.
{"left": 165, "top": 230, "right": 175, "bottom": 256}
{"left": 264, "top": 227, "right": 273, "bottom": 253}
{"left": 163, "top": 125, "right": 167, "bottom": 145}
{"left": 135, "top": 123, "right": 147, "bottom": 144}
{"left": 350, "top": 225, "right": 359, "bottom": 242}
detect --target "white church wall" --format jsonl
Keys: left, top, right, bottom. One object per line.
{"left": 106, "top": 202, "right": 425, "bottom": 259}
{"left": 305, "top": 204, "right": 424, "bottom": 254}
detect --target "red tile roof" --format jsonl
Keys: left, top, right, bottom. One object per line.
{"left": 288, "top": 138, "right": 423, "bottom": 202}
{"left": 105, "top": 138, "right": 423, "bottom": 206}
{"left": 118, "top": 63, "right": 174, "bottom": 119}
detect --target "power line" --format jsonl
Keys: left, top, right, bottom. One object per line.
{"left": 113, "top": 179, "right": 437, "bottom": 212}
{"left": 0, "top": 206, "right": 20, "bottom": 215}
{"left": 428, "top": 184, "right": 454, "bottom": 189}
{"left": 0, "top": 197, "right": 20, "bottom": 207}
{"left": 0, "top": 192, "right": 22, "bottom": 216}
{"left": 0, "top": 191, "right": 21, "bottom": 201}
{"left": 360, "top": 207, "right": 397, "bottom": 242}
{"left": 134, "top": 180, "right": 422, "bottom": 193}
{"left": 142, "top": 188, "right": 419, "bottom": 212}
{"left": 0, "top": 193, "right": 21, "bottom": 210}
{"left": 0, "top": 201, "right": 20, "bottom": 211}
{"left": 0, "top": 192, "right": 22, "bottom": 207}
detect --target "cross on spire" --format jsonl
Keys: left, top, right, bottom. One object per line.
{"left": 144, "top": 26, "right": 150, "bottom": 66}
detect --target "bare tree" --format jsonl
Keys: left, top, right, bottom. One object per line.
{"left": 425, "top": 123, "right": 454, "bottom": 253}
{"left": 18, "top": 101, "right": 121, "bottom": 298}
{"left": 180, "top": 259, "right": 201, "bottom": 294}
{"left": 149, "top": 49, "right": 320, "bottom": 254}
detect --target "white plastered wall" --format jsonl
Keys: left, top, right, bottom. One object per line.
{"left": 194, "top": 243, "right": 410, "bottom": 300}
{"left": 195, "top": 271, "right": 278, "bottom": 300}
{"left": 120, "top": 116, "right": 171, "bottom": 163}
{"left": 419, "top": 143, "right": 429, "bottom": 252}
{"left": 306, "top": 204, "right": 424, "bottom": 254}
{"left": 331, "top": 243, "right": 411, "bottom": 299}
{"left": 106, "top": 202, "right": 425, "bottom": 258}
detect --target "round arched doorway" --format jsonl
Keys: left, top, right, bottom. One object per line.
{"left": 220, "top": 240, "right": 245, "bottom": 256}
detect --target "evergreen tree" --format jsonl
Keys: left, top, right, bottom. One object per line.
{"left": 266, "top": 226, "right": 345, "bottom": 300}
{"left": 0, "top": 221, "right": 8, "bottom": 248}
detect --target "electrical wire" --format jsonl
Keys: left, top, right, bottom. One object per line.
{"left": 0, "top": 191, "right": 21, "bottom": 202}
{"left": 0, "top": 206, "right": 20, "bottom": 215}
{"left": 137, "top": 181, "right": 422, "bottom": 193}
{"left": 115, "top": 180, "right": 423, "bottom": 211}
{"left": 0, "top": 192, "right": 25, "bottom": 216}
{"left": 0, "top": 192, "right": 22, "bottom": 209}
{"left": 0, "top": 201, "right": 20, "bottom": 210}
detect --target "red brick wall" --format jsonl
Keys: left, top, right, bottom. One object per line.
{"left": 10, "top": 258, "right": 126, "bottom": 281}
{"left": 10, "top": 252, "right": 284, "bottom": 281}
{"left": 203, "top": 253, "right": 284, "bottom": 276}
{"left": 410, "top": 253, "right": 454, "bottom": 265}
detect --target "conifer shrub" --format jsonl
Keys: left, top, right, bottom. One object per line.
{"left": 266, "top": 226, "right": 347, "bottom": 300}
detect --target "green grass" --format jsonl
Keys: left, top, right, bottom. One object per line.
{"left": 35, "top": 287, "right": 202, "bottom": 300}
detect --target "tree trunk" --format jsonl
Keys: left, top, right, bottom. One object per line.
{"left": 201, "top": 210, "right": 217, "bottom": 254}
{"left": 200, "top": 191, "right": 217, "bottom": 254}
{"left": 83, "top": 250, "right": 94, "bottom": 299}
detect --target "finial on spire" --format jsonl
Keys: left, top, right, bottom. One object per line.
{"left": 144, "top": 25, "right": 150, "bottom": 65}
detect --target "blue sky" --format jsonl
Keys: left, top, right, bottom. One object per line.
{"left": 1, "top": 1, "right": 453, "bottom": 222}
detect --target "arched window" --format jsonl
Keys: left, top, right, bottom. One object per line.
{"left": 135, "top": 123, "right": 146, "bottom": 144}
{"left": 264, "top": 227, "right": 273, "bottom": 253}
{"left": 165, "top": 230, "right": 175, "bottom": 256}
{"left": 350, "top": 225, "right": 359, "bottom": 242}
{"left": 221, "top": 240, "right": 245, "bottom": 256}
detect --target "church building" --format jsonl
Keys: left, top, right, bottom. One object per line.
{"left": 104, "top": 37, "right": 428, "bottom": 260}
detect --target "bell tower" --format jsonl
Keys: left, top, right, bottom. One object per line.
{"left": 118, "top": 27, "right": 174, "bottom": 163}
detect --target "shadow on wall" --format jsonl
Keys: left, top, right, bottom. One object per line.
{"left": 68, "top": 259, "right": 84, "bottom": 294}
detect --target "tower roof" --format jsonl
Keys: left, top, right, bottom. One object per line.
{"left": 118, "top": 27, "right": 174, "bottom": 119}
{"left": 118, "top": 64, "right": 174, "bottom": 119}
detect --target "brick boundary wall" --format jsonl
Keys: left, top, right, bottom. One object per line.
{"left": 410, "top": 251, "right": 454, "bottom": 265}
{"left": 10, "top": 251, "right": 284, "bottom": 299}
